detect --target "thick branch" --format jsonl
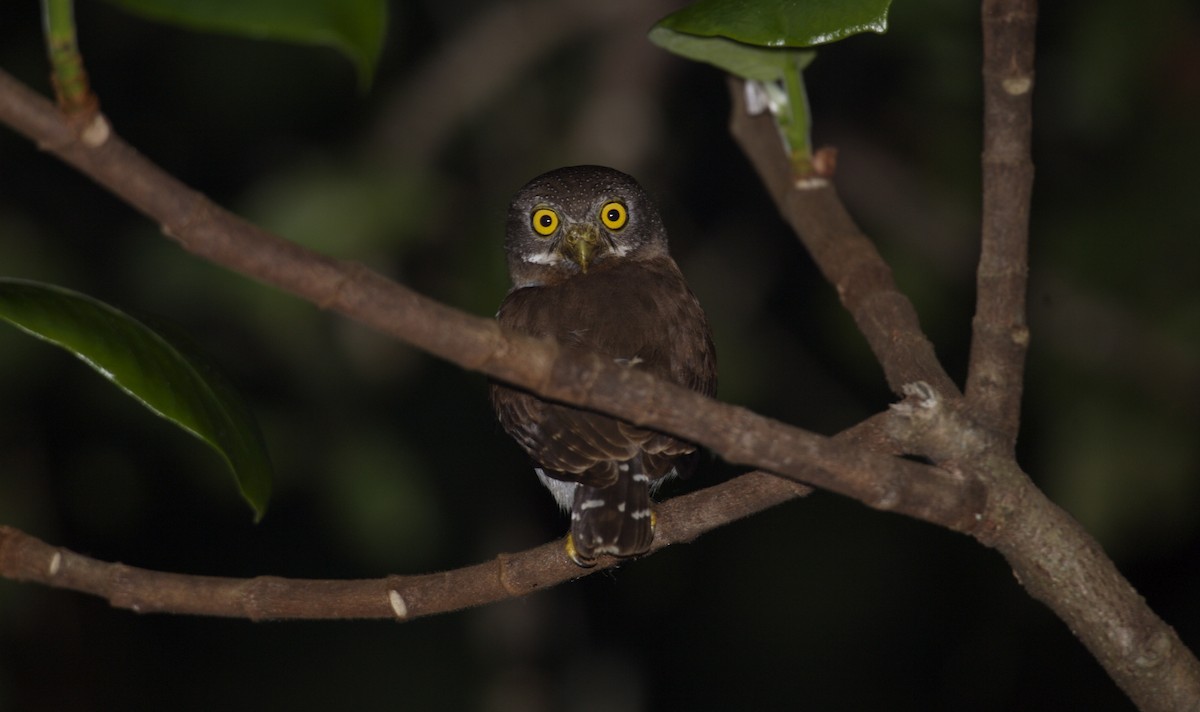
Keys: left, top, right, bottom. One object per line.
{"left": 888, "top": 388, "right": 1200, "bottom": 712}
{"left": 965, "top": 0, "right": 1037, "bottom": 447}
{"left": 1000, "top": 483, "right": 1200, "bottom": 711}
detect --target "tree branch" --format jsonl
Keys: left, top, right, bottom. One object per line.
{"left": 0, "top": 67, "right": 985, "bottom": 533}
{"left": 726, "top": 78, "right": 961, "bottom": 400}
{"left": 3, "top": 8, "right": 1198, "bottom": 702}
{"left": 0, "top": 472, "right": 809, "bottom": 620}
{"left": 965, "top": 0, "right": 1037, "bottom": 447}
{"left": 965, "top": 5, "right": 1200, "bottom": 707}
{"left": 720, "top": 10, "right": 1200, "bottom": 704}
{"left": 886, "top": 387, "right": 1200, "bottom": 712}
{"left": 0, "top": 53, "right": 992, "bottom": 618}
{"left": 0, "top": 60, "right": 990, "bottom": 628}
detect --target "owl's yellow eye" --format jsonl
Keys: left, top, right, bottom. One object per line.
{"left": 600, "top": 202, "right": 627, "bottom": 230}
{"left": 531, "top": 208, "right": 559, "bottom": 236}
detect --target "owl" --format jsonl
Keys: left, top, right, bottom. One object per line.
{"left": 489, "top": 165, "right": 717, "bottom": 566}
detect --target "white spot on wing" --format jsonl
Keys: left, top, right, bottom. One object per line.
{"left": 49, "top": 552, "right": 62, "bottom": 576}
{"left": 579, "top": 498, "right": 606, "bottom": 511}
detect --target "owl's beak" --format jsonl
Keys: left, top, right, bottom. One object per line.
{"left": 559, "top": 223, "right": 604, "bottom": 273}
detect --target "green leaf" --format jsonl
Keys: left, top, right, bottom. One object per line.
{"left": 654, "top": 0, "right": 890, "bottom": 48}
{"left": 102, "top": 0, "right": 387, "bottom": 88}
{"left": 0, "top": 278, "right": 272, "bottom": 520}
{"left": 649, "top": 24, "right": 816, "bottom": 172}
{"left": 648, "top": 27, "right": 815, "bottom": 82}
{"left": 649, "top": 0, "right": 890, "bottom": 175}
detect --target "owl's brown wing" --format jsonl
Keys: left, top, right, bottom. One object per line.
{"left": 490, "top": 255, "right": 716, "bottom": 486}
{"left": 490, "top": 382, "right": 639, "bottom": 487}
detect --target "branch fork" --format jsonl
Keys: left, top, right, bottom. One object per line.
{"left": 2, "top": 0, "right": 1200, "bottom": 705}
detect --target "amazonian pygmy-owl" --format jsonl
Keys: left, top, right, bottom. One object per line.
{"left": 489, "top": 165, "right": 717, "bottom": 566}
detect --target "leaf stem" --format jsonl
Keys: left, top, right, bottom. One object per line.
{"left": 781, "top": 60, "right": 813, "bottom": 174}
{"left": 41, "top": 0, "right": 96, "bottom": 114}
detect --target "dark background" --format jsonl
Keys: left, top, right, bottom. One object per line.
{"left": 1, "top": 0, "right": 1198, "bottom": 709}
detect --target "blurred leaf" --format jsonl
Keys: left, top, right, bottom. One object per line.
{"left": 0, "top": 278, "right": 271, "bottom": 520}
{"left": 242, "top": 162, "right": 441, "bottom": 256}
{"left": 326, "top": 430, "right": 442, "bottom": 568}
{"left": 654, "top": 0, "right": 890, "bottom": 48}
{"left": 102, "top": 0, "right": 387, "bottom": 87}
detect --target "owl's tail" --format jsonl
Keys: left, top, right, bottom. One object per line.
{"left": 566, "top": 455, "right": 654, "bottom": 567}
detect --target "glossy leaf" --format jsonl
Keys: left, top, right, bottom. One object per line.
{"left": 648, "top": 27, "right": 815, "bottom": 81}
{"left": 0, "top": 278, "right": 272, "bottom": 520}
{"left": 648, "top": 0, "right": 887, "bottom": 175}
{"left": 102, "top": 0, "right": 387, "bottom": 87}
{"left": 649, "top": 24, "right": 816, "bottom": 172}
{"left": 654, "top": 0, "right": 890, "bottom": 48}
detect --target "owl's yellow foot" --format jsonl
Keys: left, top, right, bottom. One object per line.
{"left": 564, "top": 533, "right": 597, "bottom": 568}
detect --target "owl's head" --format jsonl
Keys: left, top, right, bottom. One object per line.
{"left": 505, "top": 165, "right": 669, "bottom": 288}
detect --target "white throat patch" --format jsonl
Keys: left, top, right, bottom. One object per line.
{"left": 525, "top": 250, "right": 563, "bottom": 266}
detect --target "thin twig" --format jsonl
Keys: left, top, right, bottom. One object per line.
{"left": 727, "top": 77, "right": 960, "bottom": 400}
{"left": 0, "top": 472, "right": 809, "bottom": 620}
{"left": 965, "top": 0, "right": 1037, "bottom": 447}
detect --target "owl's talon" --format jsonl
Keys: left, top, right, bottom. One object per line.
{"left": 565, "top": 533, "right": 596, "bottom": 568}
